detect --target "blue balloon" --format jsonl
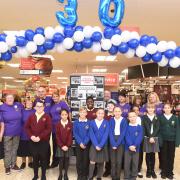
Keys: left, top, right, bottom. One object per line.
{"left": 175, "top": 47, "right": 180, "bottom": 58}
{"left": 103, "top": 27, "right": 114, "bottom": 39}
{"left": 99, "top": 0, "right": 125, "bottom": 27}
{"left": 142, "top": 53, "right": 151, "bottom": 62}
{"left": 75, "top": 26, "right": 83, "bottom": 31}
{"left": 44, "top": 40, "right": 55, "bottom": 50}
{"left": 82, "top": 38, "right": 93, "bottom": 49}
{"left": 35, "top": 27, "right": 44, "bottom": 35}
{"left": 164, "top": 49, "right": 175, "bottom": 59}
{"left": 118, "top": 42, "right": 129, "bottom": 53}
{"left": 1, "top": 51, "right": 12, "bottom": 61}
{"left": 91, "top": 32, "right": 102, "bottom": 42}
{"left": 53, "top": 33, "right": 64, "bottom": 43}
{"left": 140, "top": 35, "right": 150, "bottom": 46}
{"left": 16, "top": 36, "right": 27, "bottom": 47}
{"left": 152, "top": 52, "right": 162, "bottom": 62}
{"left": 128, "top": 39, "right": 139, "bottom": 49}
{"left": 149, "top": 36, "right": 158, "bottom": 44}
{"left": 73, "top": 42, "right": 83, "bottom": 52}
{"left": 0, "top": 34, "right": 7, "bottom": 41}
{"left": 37, "top": 45, "right": 47, "bottom": 54}
{"left": 109, "top": 45, "right": 118, "bottom": 55}
{"left": 64, "top": 26, "right": 74, "bottom": 37}
{"left": 25, "top": 30, "right": 35, "bottom": 41}
{"left": 114, "top": 28, "right": 122, "bottom": 35}
{"left": 56, "top": 0, "right": 78, "bottom": 27}
{"left": 10, "top": 46, "right": 17, "bottom": 53}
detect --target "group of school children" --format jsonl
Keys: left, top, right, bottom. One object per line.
{"left": 0, "top": 91, "right": 180, "bottom": 180}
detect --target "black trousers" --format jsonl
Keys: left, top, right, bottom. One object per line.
{"left": 161, "top": 141, "right": 175, "bottom": 176}
{"left": 76, "top": 144, "right": 90, "bottom": 179}
{"left": 138, "top": 143, "right": 143, "bottom": 172}
{"left": 52, "top": 133, "right": 59, "bottom": 165}
{"left": 30, "top": 141, "right": 49, "bottom": 178}
{"left": 146, "top": 152, "right": 155, "bottom": 172}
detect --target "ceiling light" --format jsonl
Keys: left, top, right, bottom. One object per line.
{"left": 61, "top": 82, "right": 68, "bottom": 84}
{"left": 14, "top": 80, "right": 24, "bottom": 83}
{"left": 1, "top": 76, "right": 15, "bottom": 79}
{"left": 96, "top": 56, "right": 117, "bottom": 61}
{"left": 106, "top": 56, "right": 117, "bottom": 61}
{"left": 96, "top": 56, "right": 106, "bottom": 61}
{"left": 159, "top": 76, "right": 166, "bottom": 79}
{"left": 57, "top": 77, "right": 68, "bottom": 80}
{"left": 52, "top": 70, "right": 63, "bottom": 73}
{"left": 7, "top": 63, "right": 20, "bottom": 68}
{"left": 92, "top": 68, "right": 107, "bottom": 73}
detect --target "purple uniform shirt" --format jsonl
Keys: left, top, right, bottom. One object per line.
{"left": 34, "top": 96, "right": 53, "bottom": 114}
{"left": 118, "top": 103, "right": 131, "bottom": 118}
{"left": 20, "top": 108, "right": 35, "bottom": 140}
{"left": 50, "top": 101, "right": 70, "bottom": 133}
{"left": 141, "top": 103, "right": 164, "bottom": 116}
{"left": 0, "top": 102, "right": 23, "bottom": 136}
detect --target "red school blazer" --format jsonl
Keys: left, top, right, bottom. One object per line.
{"left": 55, "top": 121, "right": 73, "bottom": 148}
{"left": 25, "top": 113, "right": 52, "bottom": 141}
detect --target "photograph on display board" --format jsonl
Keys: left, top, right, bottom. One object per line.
{"left": 77, "top": 90, "right": 87, "bottom": 99}
{"left": 71, "top": 100, "right": 80, "bottom": 108}
{"left": 72, "top": 111, "right": 79, "bottom": 119}
{"left": 94, "top": 76, "right": 104, "bottom": 85}
{"left": 71, "top": 76, "right": 81, "bottom": 85}
{"left": 71, "top": 88, "right": 78, "bottom": 98}
{"left": 154, "top": 85, "right": 171, "bottom": 103}
{"left": 96, "top": 88, "right": 104, "bottom": 99}
{"left": 80, "top": 100, "right": 86, "bottom": 107}
{"left": 94, "top": 101, "right": 104, "bottom": 108}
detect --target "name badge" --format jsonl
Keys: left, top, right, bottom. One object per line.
{"left": 85, "top": 125, "right": 89, "bottom": 129}
{"left": 42, "top": 118, "right": 46, "bottom": 122}
{"left": 135, "top": 131, "right": 138, "bottom": 136}
{"left": 14, "top": 105, "right": 19, "bottom": 111}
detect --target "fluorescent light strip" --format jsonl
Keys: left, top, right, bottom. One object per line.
{"left": 1, "top": 77, "right": 15, "bottom": 79}
{"left": 14, "top": 80, "right": 24, "bottom": 83}
{"left": 96, "top": 56, "right": 117, "bottom": 62}
{"left": 7, "top": 63, "right": 20, "bottom": 68}
{"left": 92, "top": 68, "right": 107, "bottom": 73}
{"left": 52, "top": 70, "right": 63, "bottom": 73}
{"left": 57, "top": 77, "right": 68, "bottom": 80}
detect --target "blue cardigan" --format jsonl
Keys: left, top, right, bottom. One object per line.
{"left": 109, "top": 117, "right": 128, "bottom": 148}
{"left": 89, "top": 119, "right": 109, "bottom": 148}
{"left": 73, "top": 119, "right": 90, "bottom": 145}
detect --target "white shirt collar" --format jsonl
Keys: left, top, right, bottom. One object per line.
{"left": 35, "top": 112, "right": 45, "bottom": 122}
{"left": 129, "top": 122, "right": 138, "bottom": 126}
{"left": 147, "top": 114, "right": 155, "bottom": 121}
{"left": 61, "top": 120, "right": 68, "bottom": 127}
{"left": 79, "top": 118, "right": 88, "bottom": 122}
{"left": 164, "top": 114, "right": 172, "bottom": 120}
{"left": 114, "top": 117, "right": 123, "bottom": 121}
{"left": 95, "top": 119, "right": 103, "bottom": 128}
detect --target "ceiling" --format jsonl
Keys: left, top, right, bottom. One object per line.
{"left": 0, "top": 0, "right": 180, "bottom": 88}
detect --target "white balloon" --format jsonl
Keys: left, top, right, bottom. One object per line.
{"left": 121, "top": 30, "right": 131, "bottom": 43}
{"left": 125, "top": 49, "right": 135, "bottom": 58}
{"left": 56, "top": 44, "right": 65, "bottom": 53}
{"left": 54, "top": 25, "right": 64, "bottom": 34}
{"left": 158, "top": 56, "right": 169, "bottom": 67}
{"left": 18, "top": 30, "right": 25, "bottom": 37}
{"left": 44, "top": 26, "right": 55, "bottom": 39}
{"left": 73, "top": 31, "right": 84, "bottom": 42}
{"left": 111, "top": 34, "right": 122, "bottom": 46}
{"left": 63, "top": 38, "right": 74, "bottom": 49}
{"left": 33, "top": 34, "right": 45, "bottom": 45}
{"left": 157, "top": 41, "right": 168, "bottom": 52}
{"left": 92, "top": 43, "right": 101, "bottom": 53}
{"left": 6, "top": 35, "right": 16, "bottom": 47}
{"left": 167, "top": 41, "right": 177, "bottom": 50}
{"left": 83, "top": 26, "right": 93, "bottom": 38}
{"left": 18, "top": 48, "right": 29, "bottom": 58}
{"left": 136, "top": 46, "right": 146, "bottom": 58}
{"left": 93, "top": 26, "right": 102, "bottom": 33}
{"left": 146, "top": 43, "right": 157, "bottom": 54}
{"left": 0, "top": 42, "right": 8, "bottom": 53}
{"left": 101, "top": 39, "right": 112, "bottom": 51}
{"left": 169, "top": 57, "right": 180, "bottom": 68}
{"left": 26, "top": 41, "right": 37, "bottom": 53}
{"left": 130, "top": 31, "right": 140, "bottom": 41}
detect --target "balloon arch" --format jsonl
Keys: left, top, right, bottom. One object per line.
{"left": 0, "top": 0, "right": 180, "bottom": 68}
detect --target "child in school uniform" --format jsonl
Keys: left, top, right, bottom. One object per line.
{"left": 56, "top": 109, "right": 73, "bottom": 180}
{"left": 159, "top": 103, "right": 180, "bottom": 179}
{"left": 73, "top": 107, "right": 90, "bottom": 180}
{"left": 124, "top": 111, "right": 143, "bottom": 180}
{"left": 17, "top": 100, "right": 35, "bottom": 169}
{"left": 109, "top": 106, "right": 128, "bottom": 180}
{"left": 132, "top": 105, "right": 143, "bottom": 178}
{"left": 142, "top": 103, "right": 161, "bottom": 179}
{"left": 0, "top": 120, "right": 4, "bottom": 160}
{"left": 89, "top": 108, "right": 109, "bottom": 180}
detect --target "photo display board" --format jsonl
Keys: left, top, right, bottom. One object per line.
{"left": 70, "top": 75, "right": 105, "bottom": 120}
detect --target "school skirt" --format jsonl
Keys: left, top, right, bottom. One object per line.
{"left": 89, "top": 144, "right": 109, "bottom": 163}
{"left": 56, "top": 146, "right": 72, "bottom": 158}
{"left": 0, "top": 141, "right": 4, "bottom": 159}
{"left": 143, "top": 136, "right": 160, "bottom": 153}
{"left": 17, "top": 140, "right": 31, "bottom": 157}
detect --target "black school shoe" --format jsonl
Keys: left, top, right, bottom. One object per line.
{"left": 103, "top": 171, "right": 111, "bottom": 177}
{"left": 137, "top": 172, "right": 143, "bottom": 178}
{"left": 64, "top": 174, "right": 69, "bottom": 180}
{"left": 41, "top": 176, "right": 46, "bottom": 180}
{"left": 166, "top": 174, "right": 174, "bottom": 179}
{"left": 20, "top": 162, "right": 26, "bottom": 169}
{"left": 5, "top": 167, "right": 11, "bottom": 175}
{"left": 146, "top": 171, "right": 152, "bottom": 178}
{"left": 32, "top": 176, "right": 39, "bottom": 180}
{"left": 151, "top": 171, "right": 157, "bottom": 179}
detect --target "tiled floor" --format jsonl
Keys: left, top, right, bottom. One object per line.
{"left": 0, "top": 148, "right": 180, "bottom": 180}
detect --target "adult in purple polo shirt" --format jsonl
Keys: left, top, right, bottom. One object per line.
{"left": 117, "top": 93, "right": 131, "bottom": 118}
{"left": 0, "top": 94, "right": 23, "bottom": 174}
{"left": 17, "top": 100, "right": 35, "bottom": 169}
{"left": 49, "top": 91, "right": 70, "bottom": 168}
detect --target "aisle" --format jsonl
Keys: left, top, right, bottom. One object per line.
{"left": 0, "top": 148, "right": 180, "bottom": 180}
